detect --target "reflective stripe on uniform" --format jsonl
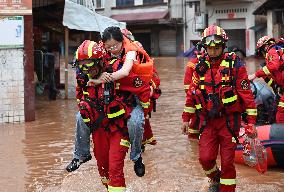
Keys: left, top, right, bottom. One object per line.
{"left": 267, "top": 78, "right": 273, "bottom": 86}
{"left": 195, "top": 104, "right": 202, "bottom": 109}
{"left": 142, "top": 136, "right": 155, "bottom": 145}
{"left": 108, "top": 185, "right": 126, "bottom": 192}
{"left": 220, "top": 60, "right": 235, "bottom": 68}
{"left": 279, "top": 102, "right": 284, "bottom": 108}
{"left": 107, "top": 109, "right": 126, "bottom": 119}
{"left": 220, "top": 178, "right": 236, "bottom": 185}
{"left": 184, "top": 106, "right": 196, "bottom": 113}
{"left": 140, "top": 101, "right": 150, "bottom": 108}
{"left": 188, "top": 128, "right": 199, "bottom": 134}
{"left": 88, "top": 41, "right": 96, "bottom": 58}
{"left": 184, "top": 84, "right": 190, "bottom": 90}
{"left": 221, "top": 76, "right": 230, "bottom": 81}
{"left": 199, "top": 75, "right": 205, "bottom": 89}
{"left": 222, "top": 95, "right": 237, "bottom": 104}
{"left": 83, "top": 91, "right": 89, "bottom": 95}
{"left": 75, "top": 49, "right": 79, "bottom": 60}
{"left": 83, "top": 118, "right": 90, "bottom": 123}
{"left": 85, "top": 62, "right": 94, "bottom": 67}
{"left": 204, "top": 164, "right": 218, "bottom": 175}
{"left": 77, "top": 99, "right": 80, "bottom": 103}
{"left": 110, "top": 59, "right": 117, "bottom": 65}
{"left": 262, "top": 66, "right": 271, "bottom": 75}
{"left": 246, "top": 108, "right": 257, "bottom": 116}
{"left": 120, "top": 139, "right": 130, "bottom": 148}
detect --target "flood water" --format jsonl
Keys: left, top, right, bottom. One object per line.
{"left": 1, "top": 57, "right": 284, "bottom": 192}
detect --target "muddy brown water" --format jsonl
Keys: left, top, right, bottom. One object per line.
{"left": 1, "top": 57, "right": 284, "bottom": 192}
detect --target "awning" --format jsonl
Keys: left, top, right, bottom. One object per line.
{"left": 249, "top": 24, "right": 266, "bottom": 32}
{"left": 63, "top": 0, "right": 126, "bottom": 32}
{"left": 111, "top": 11, "right": 168, "bottom": 23}
{"left": 253, "top": 0, "right": 284, "bottom": 15}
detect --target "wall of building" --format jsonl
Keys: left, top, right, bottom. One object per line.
{"left": 0, "top": 49, "right": 25, "bottom": 123}
{"left": 207, "top": 2, "right": 256, "bottom": 56}
{"left": 184, "top": 3, "right": 202, "bottom": 50}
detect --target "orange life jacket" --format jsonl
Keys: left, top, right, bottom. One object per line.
{"left": 106, "top": 37, "right": 152, "bottom": 110}
{"left": 122, "top": 36, "right": 153, "bottom": 83}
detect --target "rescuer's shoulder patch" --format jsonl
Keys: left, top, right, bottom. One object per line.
{"left": 241, "top": 79, "right": 249, "bottom": 90}
{"left": 133, "top": 77, "right": 143, "bottom": 88}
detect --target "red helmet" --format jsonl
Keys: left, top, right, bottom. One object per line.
{"left": 121, "top": 28, "right": 135, "bottom": 41}
{"left": 201, "top": 25, "right": 228, "bottom": 47}
{"left": 75, "top": 40, "right": 105, "bottom": 61}
{"left": 256, "top": 36, "right": 275, "bottom": 50}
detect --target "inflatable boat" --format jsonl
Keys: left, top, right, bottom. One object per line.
{"left": 235, "top": 123, "right": 284, "bottom": 168}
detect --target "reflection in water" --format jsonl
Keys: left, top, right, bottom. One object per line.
{"left": 0, "top": 57, "right": 283, "bottom": 192}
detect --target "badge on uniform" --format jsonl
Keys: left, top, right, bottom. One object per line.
{"left": 133, "top": 77, "right": 143, "bottom": 88}
{"left": 241, "top": 79, "right": 249, "bottom": 90}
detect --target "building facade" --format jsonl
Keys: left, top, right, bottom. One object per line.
{"left": 0, "top": 1, "right": 33, "bottom": 123}
{"left": 95, "top": 0, "right": 184, "bottom": 56}
{"left": 254, "top": 0, "right": 284, "bottom": 40}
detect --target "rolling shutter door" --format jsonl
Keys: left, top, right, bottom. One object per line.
{"left": 159, "top": 30, "right": 176, "bottom": 56}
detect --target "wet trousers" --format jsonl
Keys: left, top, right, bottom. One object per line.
{"left": 276, "top": 95, "right": 284, "bottom": 124}
{"left": 199, "top": 114, "right": 240, "bottom": 192}
{"left": 92, "top": 128, "right": 129, "bottom": 192}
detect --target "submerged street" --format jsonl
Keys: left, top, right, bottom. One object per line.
{"left": 1, "top": 57, "right": 284, "bottom": 192}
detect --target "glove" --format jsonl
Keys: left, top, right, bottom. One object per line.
{"left": 244, "top": 124, "right": 257, "bottom": 138}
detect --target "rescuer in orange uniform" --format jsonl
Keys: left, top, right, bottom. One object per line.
{"left": 183, "top": 46, "right": 203, "bottom": 139}
{"left": 102, "top": 26, "right": 153, "bottom": 177}
{"left": 66, "top": 40, "right": 132, "bottom": 192}
{"left": 249, "top": 36, "right": 284, "bottom": 124}
{"left": 181, "top": 25, "right": 257, "bottom": 192}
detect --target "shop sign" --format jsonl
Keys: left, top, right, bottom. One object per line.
{"left": 0, "top": 0, "right": 32, "bottom": 15}
{"left": 0, "top": 16, "right": 24, "bottom": 49}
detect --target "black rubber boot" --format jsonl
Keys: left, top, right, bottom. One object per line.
{"left": 208, "top": 180, "right": 220, "bottom": 192}
{"left": 134, "top": 156, "right": 145, "bottom": 177}
{"left": 208, "top": 170, "right": 220, "bottom": 192}
{"left": 66, "top": 154, "right": 92, "bottom": 172}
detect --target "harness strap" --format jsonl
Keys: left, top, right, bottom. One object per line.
{"left": 224, "top": 111, "right": 239, "bottom": 144}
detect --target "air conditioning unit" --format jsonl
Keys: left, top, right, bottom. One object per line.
{"left": 195, "top": 12, "right": 208, "bottom": 31}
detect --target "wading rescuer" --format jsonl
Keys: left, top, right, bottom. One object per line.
{"left": 66, "top": 40, "right": 132, "bottom": 191}
{"left": 183, "top": 45, "right": 204, "bottom": 139}
{"left": 249, "top": 36, "right": 284, "bottom": 124}
{"left": 102, "top": 26, "right": 153, "bottom": 177}
{"left": 181, "top": 25, "right": 257, "bottom": 192}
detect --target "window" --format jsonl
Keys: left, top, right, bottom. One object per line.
{"left": 276, "top": 11, "right": 284, "bottom": 23}
{"left": 143, "top": 0, "right": 163, "bottom": 4}
{"left": 0, "top": 0, "right": 7, "bottom": 3}
{"left": 116, "top": 0, "right": 134, "bottom": 7}
{"left": 194, "top": 2, "right": 200, "bottom": 13}
{"left": 94, "top": 0, "right": 104, "bottom": 8}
